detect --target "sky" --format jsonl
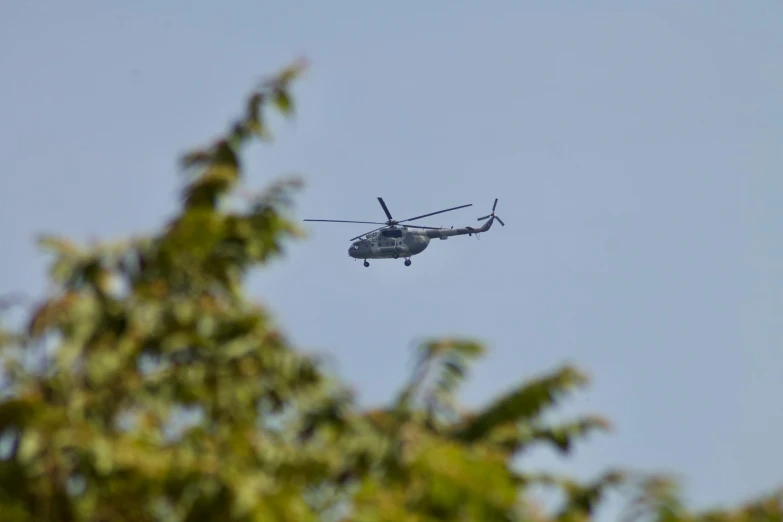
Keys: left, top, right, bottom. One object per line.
{"left": 1, "top": 0, "right": 782, "bottom": 517}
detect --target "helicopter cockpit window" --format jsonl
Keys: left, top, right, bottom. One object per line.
{"left": 381, "top": 229, "right": 402, "bottom": 238}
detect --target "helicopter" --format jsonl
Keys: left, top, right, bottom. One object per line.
{"left": 303, "top": 197, "right": 504, "bottom": 267}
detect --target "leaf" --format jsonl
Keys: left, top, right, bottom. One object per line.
{"left": 507, "top": 416, "right": 612, "bottom": 456}
{"left": 274, "top": 87, "right": 294, "bottom": 115}
{"left": 393, "top": 340, "right": 485, "bottom": 416}
{"left": 182, "top": 160, "right": 239, "bottom": 210}
{"left": 618, "top": 474, "right": 689, "bottom": 522}
{"left": 245, "top": 94, "right": 271, "bottom": 140}
{"left": 437, "top": 356, "right": 466, "bottom": 391}
{"left": 212, "top": 140, "right": 240, "bottom": 171}
{"left": 556, "top": 470, "right": 627, "bottom": 521}
{"left": 0, "top": 397, "right": 37, "bottom": 430}
{"left": 16, "top": 429, "right": 42, "bottom": 465}
{"left": 38, "top": 234, "right": 79, "bottom": 255}
{"left": 418, "top": 338, "right": 484, "bottom": 362}
{"left": 276, "top": 57, "right": 308, "bottom": 85}
{"left": 247, "top": 92, "right": 264, "bottom": 122}
{"left": 27, "top": 292, "right": 78, "bottom": 337}
{"left": 180, "top": 149, "right": 213, "bottom": 170}
{"left": 403, "top": 438, "right": 520, "bottom": 519}
{"left": 451, "top": 365, "right": 588, "bottom": 443}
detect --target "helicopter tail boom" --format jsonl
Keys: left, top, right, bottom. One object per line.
{"left": 424, "top": 199, "right": 504, "bottom": 239}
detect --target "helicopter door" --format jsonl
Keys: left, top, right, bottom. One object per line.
{"left": 379, "top": 239, "right": 394, "bottom": 256}
{"left": 380, "top": 229, "right": 403, "bottom": 256}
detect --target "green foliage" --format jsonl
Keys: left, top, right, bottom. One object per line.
{"left": 1, "top": 59, "right": 781, "bottom": 521}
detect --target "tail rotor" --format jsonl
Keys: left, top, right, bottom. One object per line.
{"left": 477, "top": 198, "right": 505, "bottom": 226}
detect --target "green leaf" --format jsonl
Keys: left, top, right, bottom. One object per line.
{"left": 38, "top": 234, "right": 79, "bottom": 255}
{"left": 555, "top": 470, "right": 626, "bottom": 520}
{"left": 274, "top": 87, "right": 294, "bottom": 115}
{"left": 247, "top": 92, "right": 264, "bottom": 122}
{"left": 451, "top": 365, "right": 588, "bottom": 443}
{"left": 16, "top": 429, "right": 42, "bottom": 464}
{"left": 418, "top": 338, "right": 484, "bottom": 362}
{"left": 506, "top": 415, "right": 611, "bottom": 455}
{"left": 276, "top": 57, "right": 308, "bottom": 85}
{"left": 180, "top": 149, "right": 213, "bottom": 170}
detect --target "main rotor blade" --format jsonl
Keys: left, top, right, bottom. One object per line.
{"left": 304, "top": 219, "right": 386, "bottom": 225}
{"left": 350, "top": 225, "right": 387, "bottom": 242}
{"left": 399, "top": 204, "right": 472, "bottom": 223}
{"left": 377, "top": 197, "right": 393, "bottom": 221}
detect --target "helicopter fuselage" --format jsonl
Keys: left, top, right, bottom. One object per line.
{"left": 348, "top": 217, "right": 495, "bottom": 260}
{"left": 348, "top": 227, "right": 429, "bottom": 260}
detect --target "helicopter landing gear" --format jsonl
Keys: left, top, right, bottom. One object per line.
{"left": 363, "top": 260, "right": 369, "bottom": 267}
{"left": 404, "top": 258, "right": 411, "bottom": 267}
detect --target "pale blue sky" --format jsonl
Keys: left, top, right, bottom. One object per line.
{"left": 1, "top": 1, "right": 782, "bottom": 517}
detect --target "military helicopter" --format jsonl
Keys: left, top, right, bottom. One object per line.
{"left": 304, "top": 197, "right": 504, "bottom": 267}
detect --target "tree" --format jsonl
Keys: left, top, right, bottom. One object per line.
{"left": 0, "top": 60, "right": 780, "bottom": 522}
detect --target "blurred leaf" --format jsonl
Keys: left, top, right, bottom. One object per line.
{"left": 540, "top": 471, "right": 627, "bottom": 522}
{"left": 27, "top": 292, "right": 78, "bottom": 337}
{"left": 182, "top": 141, "right": 240, "bottom": 210}
{"left": 276, "top": 57, "right": 308, "bottom": 85}
{"left": 419, "top": 338, "right": 484, "bottom": 362}
{"left": 180, "top": 149, "right": 213, "bottom": 170}
{"left": 245, "top": 92, "right": 272, "bottom": 140}
{"left": 451, "top": 365, "right": 588, "bottom": 443}
{"left": 504, "top": 416, "right": 612, "bottom": 456}
{"left": 38, "top": 234, "right": 79, "bottom": 255}
{"left": 274, "top": 87, "right": 294, "bottom": 115}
